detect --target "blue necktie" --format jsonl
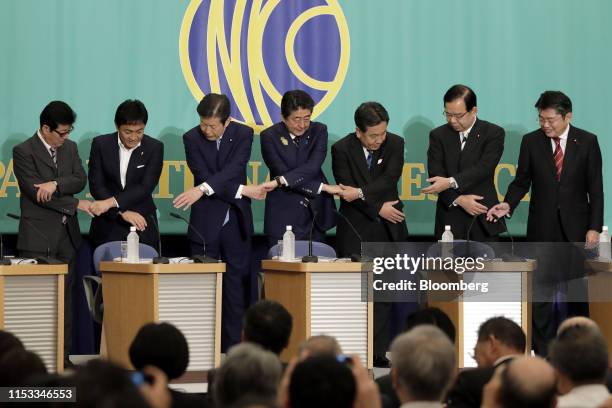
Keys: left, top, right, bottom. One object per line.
{"left": 216, "top": 138, "right": 229, "bottom": 226}
{"left": 366, "top": 150, "right": 373, "bottom": 169}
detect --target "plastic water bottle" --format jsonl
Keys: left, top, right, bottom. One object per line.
{"left": 599, "top": 226, "right": 611, "bottom": 259}
{"left": 127, "top": 226, "right": 140, "bottom": 263}
{"left": 282, "top": 226, "right": 295, "bottom": 261}
{"left": 441, "top": 225, "right": 454, "bottom": 259}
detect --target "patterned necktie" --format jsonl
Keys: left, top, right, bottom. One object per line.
{"left": 366, "top": 150, "right": 373, "bottom": 169}
{"left": 460, "top": 133, "right": 468, "bottom": 151}
{"left": 216, "top": 138, "right": 229, "bottom": 226}
{"left": 553, "top": 137, "right": 564, "bottom": 181}
{"left": 49, "top": 147, "right": 57, "bottom": 166}
{"left": 294, "top": 136, "right": 300, "bottom": 147}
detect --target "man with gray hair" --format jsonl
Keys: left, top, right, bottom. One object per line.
{"left": 390, "top": 325, "right": 456, "bottom": 407}
{"left": 212, "top": 342, "right": 282, "bottom": 408}
{"left": 549, "top": 324, "right": 610, "bottom": 407}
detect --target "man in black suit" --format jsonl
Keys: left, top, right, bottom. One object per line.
{"left": 260, "top": 90, "right": 339, "bottom": 246}
{"left": 423, "top": 84, "right": 505, "bottom": 240}
{"left": 331, "top": 102, "right": 408, "bottom": 366}
{"left": 488, "top": 91, "right": 603, "bottom": 355}
{"left": 87, "top": 100, "right": 164, "bottom": 248}
{"left": 446, "top": 317, "right": 526, "bottom": 408}
{"left": 13, "top": 101, "right": 92, "bottom": 363}
{"left": 173, "top": 94, "right": 265, "bottom": 350}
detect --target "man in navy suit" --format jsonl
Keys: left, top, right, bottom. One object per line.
{"left": 88, "top": 100, "right": 164, "bottom": 248}
{"left": 260, "top": 90, "right": 339, "bottom": 246}
{"left": 173, "top": 94, "right": 265, "bottom": 350}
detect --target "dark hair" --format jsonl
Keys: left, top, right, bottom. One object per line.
{"left": 549, "top": 325, "right": 608, "bottom": 385}
{"left": 354, "top": 102, "right": 389, "bottom": 132}
{"left": 477, "top": 317, "right": 526, "bottom": 353}
{"left": 443, "top": 84, "right": 477, "bottom": 111}
{"left": 114, "top": 99, "right": 148, "bottom": 127}
{"left": 0, "top": 330, "right": 24, "bottom": 356}
{"left": 289, "top": 356, "right": 356, "bottom": 408}
{"left": 281, "top": 90, "right": 314, "bottom": 118}
{"left": 39, "top": 101, "right": 76, "bottom": 131}
{"left": 499, "top": 363, "right": 556, "bottom": 408}
{"left": 243, "top": 300, "right": 292, "bottom": 355}
{"left": 129, "top": 322, "right": 189, "bottom": 380}
{"left": 0, "top": 349, "right": 47, "bottom": 386}
{"left": 197, "top": 93, "right": 231, "bottom": 123}
{"left": 404, "top": 307, "right": 456, "bottom": 343}
{"left": 534, "top": 91, "right": 572, "bottom": 116}
{"left": 70, "top": 359, "right": 150, "bottom": 408}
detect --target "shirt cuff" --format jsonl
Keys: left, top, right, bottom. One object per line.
{"left": 113, "top": 198, "right": 120, "bottom": 208}
{"left": 280, "top": 176, "right": 288, "bottom": 186}
{"left": 449, "top": 177, "right": 459, "bottom": 189}
{"left": 317, "top": 183, "right": 323, "bottom": 194}
{"left": 202, "top": 182, "right": 214, "bottom": 196}
{"left": 236, "top": 184, "right": 244, "bottom": 199}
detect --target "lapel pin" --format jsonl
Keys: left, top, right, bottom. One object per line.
{"left": 140, "top": 151, "right": 144, "bottom": 156}
{"left": 377, "top": 158, "right": 383, "bottom": 165}
{"left": 281, "top": 136, "right": 288, "bottom": 146}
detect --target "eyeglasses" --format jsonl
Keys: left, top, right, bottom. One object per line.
{"left": 538, "top": 115, "right": 563, "bottom": 125}
{"left": 443, "top": 111, "right": 469, "bottom": 120}
{"left": 52, "top": 126, "right": 74, "bottom": 137}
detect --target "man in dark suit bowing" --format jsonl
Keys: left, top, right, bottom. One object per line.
{"left": 488, "top": 91, "right": 604, "bottom": 355}
{"left": 423, "top": 84, "right": 505, "bottom": 240}
{"left": 331, "top": 101, "right": 408, "bottom": 366}
{"left": 13, "top": 100, "right": 93, "bottom": 364}
{"left": 173, "top": 93, "right": 265, "bottom": 351}
{"left": 88, "top": 100, "right": 164, "bottom": 248}
{"left": 260, "top": 90, "right": 339, "bottom": 246}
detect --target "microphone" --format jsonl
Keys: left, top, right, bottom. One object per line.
{"left": 169, "top": 212, "right": 218, "bottom": 263}
{"left": 148, "top": 214, "right": 169, "bottom": 264}
{"left": 299, "top": 199, "right": 319, "bottom": 263}
{"left": 493, "top": 215, "right": 525, "bottom": 262}
{"left": 332, "top": 209, "right": 372, "bottom": 262}
{"left": 0, "top": 227, "right": 11, "bottom": 265}
{"left": 7, "top": 213, "right": 62, "bottom": 264}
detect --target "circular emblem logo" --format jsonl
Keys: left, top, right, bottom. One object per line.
{"left": 179, "top": 0, "right": 350, "bottom": 132}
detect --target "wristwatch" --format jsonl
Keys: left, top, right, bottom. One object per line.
{"left": 274, "top": 176, "right": 282, "bottom": 187}
{"left": 198, "top": 183, "right": 208, "bottom": 194}
{"left": 449, "top": 177, "right": 458, "bottom": 189}
{"left": 358, "top": 188, "right": 365, "bottom": 200}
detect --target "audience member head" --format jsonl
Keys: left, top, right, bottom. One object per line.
{"left": 289, "top": 355, "right": 356, "bottom": 408}
{"left": 404, "top": 307, "right": 456, "bottom": 343}
{"left": 473, "top": 316, "right": 525, "bottom": 368}
{"left": 549, "top": 324, "right": 609, "bottom": 395}
{"left": 0, "top": 330, "right": 24, "bottom": 356}
{"left": 390, "top": 325, "right": 456, "bottom": 403}
{"left": 243, "top": 300, "right": 293, "bottom": 355}
{"left": 557, "top": 316, "right": 599, "bottom": 336}
{"left": 492, "top": 356, "right": 557, "bottom": 408}
{"left": 129, "top": 322, "right": 189, "bottom": 380}
{"left": 354, "top": 102, "right": 389, "bottom": 152}
{"left": 0, "top": 348, "right": 47, "bottom": 386}
{"left": 70, "top": 359, "right": 150, "bottom": 408}
{"left": 298, "top": 335, "right": 342, "bottom": 358}
{"left": 213, "top": 343, "right": 282, "bottom": 408}
{"left": 197, "top": 93, "right": 231, "bottom": 141}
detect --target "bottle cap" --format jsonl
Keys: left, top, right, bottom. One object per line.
{"left": 603, "top": 226, "right": 609, "bottom": 232}
{"left": 130, "top": 226, "right": 137, "bottom": 232}
{"left": 286, "top": 226, "right": 292, "bottom": 231}
{"left": 444, "top": 225, "right": 451, "bottom": 231}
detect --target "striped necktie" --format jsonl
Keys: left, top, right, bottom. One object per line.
{"left": 553, "top": 137, "right": 564, "bottom": 181}
{"left": 49, "top": 147, "right": 57, "bottom": 166}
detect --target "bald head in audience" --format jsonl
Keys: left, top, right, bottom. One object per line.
{"left": 557, "top": 316, "right": 599, "bottom": 335}
{"left": 298, "top": 335, "right": 342, "bottom": 358}
{"left": 483, "top": 356, "right": 556, "bottom": 408}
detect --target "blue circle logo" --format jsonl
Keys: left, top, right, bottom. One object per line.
{"left": 179, "top": 0, "right": 350, "bottom": 132}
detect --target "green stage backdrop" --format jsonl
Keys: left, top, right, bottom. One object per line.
{"left": 0, "top": 0, "right": 610, "bottom": 236}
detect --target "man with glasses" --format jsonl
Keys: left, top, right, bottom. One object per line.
{"left": 423, "top": 84, "right": 505, "bottom": 240}
{"left": 259, "top": 90, "right": 339, "bottom": 247}
{"left": 12, "top": 100, "right": 93, "bottom": 366}
{"left": 487, "top": 91, "right": 604, "bottom": 355}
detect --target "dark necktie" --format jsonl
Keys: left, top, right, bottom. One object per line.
{"left": 366, "top": 150, "right": 373, "bottom": 169}
{"left": 553, "top": 138, "right": 564, "bottom": 181}
{"left": 294, "top": 136, "right": 300, "bottom": 147}
{"left": 49, "top": 147, "right": 57, "bottom": 166}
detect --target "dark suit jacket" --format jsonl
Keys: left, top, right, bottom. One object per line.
{"left": 331, "top": 132, "right": 408, "bottom": 257}
{"left": 261, "top": 121, "right": 336, "bottom": 242}
{"left": 428, "top": 119, "right": 506, "bottom": 240}
{"left": 445, "top": 357, "right": 516, "bottom": 408}
{"left": 88, "top": 133, "right": 164, "bottom": 247}
{"left": 504, "top": 125, "right": 603, "bottom": 241}
{"left": 183, "top": 122, "right": 254, "bottom": 244}
{"left": 12, "top": 133, "right": 87, "bottom": 253}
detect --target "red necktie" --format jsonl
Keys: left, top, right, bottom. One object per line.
{"left": 553, "top": 138, "right": 564, "bottom": 181}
